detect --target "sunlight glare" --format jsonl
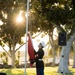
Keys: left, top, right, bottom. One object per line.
{"left": 16, "top": 16, "right": 23, "bottom": 23}
{"left": 0, "top": 20, "right": 3, "bottom": 25}
{"left": 16, "top": 11, "right": 24, "bottom": 23}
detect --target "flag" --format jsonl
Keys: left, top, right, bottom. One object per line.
{"left": 28, "top": 34, "right": 35, "bottom": 66}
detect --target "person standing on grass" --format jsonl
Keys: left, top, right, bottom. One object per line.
{"left": 35, "top": 41, "right": 45, "bottom": 75}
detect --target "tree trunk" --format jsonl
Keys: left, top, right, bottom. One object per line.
{"left": 72, "top": 40, "right": 75, "bottom": 68}
{"left": 51, "top": 46, "right": 56, "bottom": 66}
{"left": 58, "top": 32, "right": 75, "bottom": 73}
{"left": 11, "top": 35, "right": 16, "bottom": 68}
{"left": 11, "top": 51, "right": 15, "bottom": 68}
{"left": 57, "top": 47, "right": 60, "bottom": 58}
{"left": 11, "top": 44, "right": 15, "bottom": 68}
{"left": 49, "top": 31, "right": 56, "bottom": 66}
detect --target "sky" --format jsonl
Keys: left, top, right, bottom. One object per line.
{"left": 18, "top": 32, "right": 49, "bottom": 51}
{"left": 0, "top": 28, "right": 58, "bottom": 52}
{"left": 0, "top": 11, "right": 58, "bottom": 52}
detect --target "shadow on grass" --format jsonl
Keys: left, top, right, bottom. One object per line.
{"left": 0, "top": 69, "right": 11, "bottom": 75}
{"left": 0, "top": 67, "right": 75, "bottom": 75}
{"left": 0, "top": 69, "right": 28, "bottom": 75}
{"left": 58, "top": 73, "right": 75, "bottom": 75}
{"left": 0, "top": 69, "right": 36, "bottom": 75}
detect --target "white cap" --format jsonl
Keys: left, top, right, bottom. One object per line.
{"left": 39, "top": 41, "right": 45, "bottom": 48}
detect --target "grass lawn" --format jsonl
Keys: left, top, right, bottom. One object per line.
{"left": 0, "top": 67, "right": 75, "bottom": 75}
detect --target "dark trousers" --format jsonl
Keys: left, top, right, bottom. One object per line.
{"left": 36, "top": 68, "right": 44, "bottom": 75}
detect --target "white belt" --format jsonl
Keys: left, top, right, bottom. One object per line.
{"left": 38, "top": 59, "right": 42, "bottom": 61}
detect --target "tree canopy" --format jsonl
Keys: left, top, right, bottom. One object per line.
{"left": 30, "top": 0, "right": 75, "bottom": 35}
{"left": 0, "top": 0, "right": 75, "bottom": 69}
{"left": 0, "top": 0, "right": 27, "bottom": 67}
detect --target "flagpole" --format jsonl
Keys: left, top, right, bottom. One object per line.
{"left": 25, "top": 0, "right": 30, "bottom": 75}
